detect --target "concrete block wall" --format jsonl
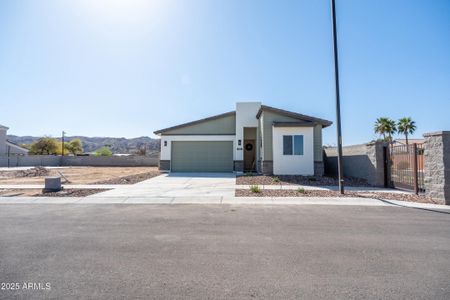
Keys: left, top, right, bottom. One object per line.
{"left": 0, "top": 155, "right": 61, "bottom": 167}
{"left": 0, "top": 155, "right": 159, "bottom": 168}
{"left": 324, "top": 142, "right": 387, "bottom": 187}
{"left": 423, "top": 131, "right": 450, "bottom": 205}
{"left": 61, "top": 155, "right": 159, "bottom": 167}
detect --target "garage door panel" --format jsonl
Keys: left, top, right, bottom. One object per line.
{"left": 171, "top": 141, "right": 233, "bottom": 172}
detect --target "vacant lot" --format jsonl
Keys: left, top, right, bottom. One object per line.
{"left": 0, "top": 167, "right": 160, "bottom": 185}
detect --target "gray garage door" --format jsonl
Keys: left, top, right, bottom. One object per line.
{"left": 171, "top": 141, "right": 233, "bottom": 172}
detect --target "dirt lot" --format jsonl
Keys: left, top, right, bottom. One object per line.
{"left": 0, "top": 167, "right": 160, "bottom": 185}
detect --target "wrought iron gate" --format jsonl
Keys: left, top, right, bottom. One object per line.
{"left": 389, "top": 143, "right": 425, "bottom": 194}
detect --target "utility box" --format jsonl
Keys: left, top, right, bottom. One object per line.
{"left": 43, "top": 177, "right": 62, "bottom": 193}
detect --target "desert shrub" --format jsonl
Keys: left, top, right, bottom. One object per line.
{"left": 297, "top": 187, "right": 306, "bottom": 194}
{"left": 250, "top": 185, "right": 261, "bottom": 193}
{"left": 95, "top": 147, "right": 113, "bottom": 156}
{"left": 272, "top": 176, "right": 280, "bottom": 183}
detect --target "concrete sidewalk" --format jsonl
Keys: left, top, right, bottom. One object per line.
{"left": 0, "top": 195, "right": 449, "bottom": 210}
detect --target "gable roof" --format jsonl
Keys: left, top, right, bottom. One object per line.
{"left": 154, "top": 111, "right": 236, "bottom": 135}
{"left": 256, "top": 105, "right": 332, "bottom": 127}
{"left": 6, "top": 140, "right": 29, "bottom": 152}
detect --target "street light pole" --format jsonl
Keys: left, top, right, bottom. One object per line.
{"left": 331, "top": 0, "right": 344, "bottom": 194}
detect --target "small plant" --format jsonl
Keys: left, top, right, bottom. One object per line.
{"left": 244, "top": 172, "right": 254, "bottom": 176}
{"left": 250, "top": 185, "right": 261, "bottom": 193}
{"left": 272, "top": 176, "right": 280, "bottom": 183}
{"left": 297, "top": 187, "right": 306, "bottom": 194}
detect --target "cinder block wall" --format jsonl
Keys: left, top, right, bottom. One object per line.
{"left": 0, "top": 155, "right": 159, "bottom": 167}
{"left": 61, "top": 155, "right": 159, "bottom": 167}
{"left": 423, "top": 131, "right": 450, "bottom": 205}
{"left": 324, "top": 142, "right": 387, "bottom": 187}
{"left": 0, "top": 155, "right": 61, "bottom": 167}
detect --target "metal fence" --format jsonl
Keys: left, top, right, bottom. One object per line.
{"left": 390, "top": 143, "right": 424, "bottom": 193}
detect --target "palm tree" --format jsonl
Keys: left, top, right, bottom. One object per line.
{"left": 397, "top": 117, "right": 416, "bottom": 146}
{"left": 374, "top": 117, "right": 396, "bottom": 142}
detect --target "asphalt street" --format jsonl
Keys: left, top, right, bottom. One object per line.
{"left": 0, "top": 204, "right": 449, "bottom": 299}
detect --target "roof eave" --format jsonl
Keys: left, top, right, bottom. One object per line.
{"left": 256, "top": 105, "right": 333, "bottom": 127}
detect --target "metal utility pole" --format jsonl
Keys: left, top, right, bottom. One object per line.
{"left": 331, "top": 0, "right": 344, "bottom": 194}
{"left": 62, "top": 131, "right": 66, "bottom": 156}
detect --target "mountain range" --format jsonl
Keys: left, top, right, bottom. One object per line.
{"left": 7, "top": 135, "right": 161, "bottom": 154}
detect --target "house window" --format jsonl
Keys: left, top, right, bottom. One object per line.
{"left": 283, "top": 135, "right": 304, "bottom": 155}
{"left": 283, "top": 136, "right": 293, "bottom": 155}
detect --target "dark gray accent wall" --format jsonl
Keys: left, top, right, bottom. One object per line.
{"left": 313, "top": 125, "right": 323, "bottom": 162}
{"left": 234, "top": 160, "right": 244, "bottom": 172}
{"left": 314, "top": 161, "right": 324, "bottom": 176}
{"left": 261, "top": 160, "right": 273, "bottom": 175}
{"left": 159, "top": 160, "right": 170, "bottom": 171}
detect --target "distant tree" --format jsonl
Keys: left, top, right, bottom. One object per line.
{"left": 29, "top": 137, "right": 59, "bottom": 155}
{"left": 95, "top": 147, "right": 112, "bottom": 156}
{"left": 374, "top": 117, "right": 396, "bottom": 142}
{"left": 65, "top": 139, "right": 83, "bottom": 156}
{"left": 397, "top": 117, "right": 416, "bottom": 146}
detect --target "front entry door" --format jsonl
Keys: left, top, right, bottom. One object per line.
{"left": 243, "top": 140, "right": 256, "bottom": 172}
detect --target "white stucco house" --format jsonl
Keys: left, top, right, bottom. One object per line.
{"left": 154, "top": 102, "right": 332, "bottom": 175}
{"left": 0, "top": 124, "right": 29, "bottom": 156}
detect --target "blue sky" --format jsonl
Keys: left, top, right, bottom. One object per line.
{"left": 1, "top": 0, "right": 449, "bottom": 145}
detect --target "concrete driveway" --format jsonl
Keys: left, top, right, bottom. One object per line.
{"left": 90, "top": 172, "right": 236, "bottom": 199}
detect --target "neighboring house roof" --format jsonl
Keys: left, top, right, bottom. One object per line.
{"left": 6, "top": 140, "right": 29, "bottom": 152}
{"left": 0, "top": 124, "right": 9, "bottom": 130}
{"left": 154, "top": 111, "right": 236, "bottom": 135}
{"left": 256, "top": 105, "right": 332, "bottom": 127}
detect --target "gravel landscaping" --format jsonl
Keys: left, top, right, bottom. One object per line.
{"left": 235, "top": 189, "right": 437, "bottom": 204}
{"left": 0, "top": 188, "right": 111, "bottom": 197}
{"left": 37, "top": 189, "right": 111, "bottom": 197}
{"left": 236, "top": 174, "right": 370, "bottom": 186}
